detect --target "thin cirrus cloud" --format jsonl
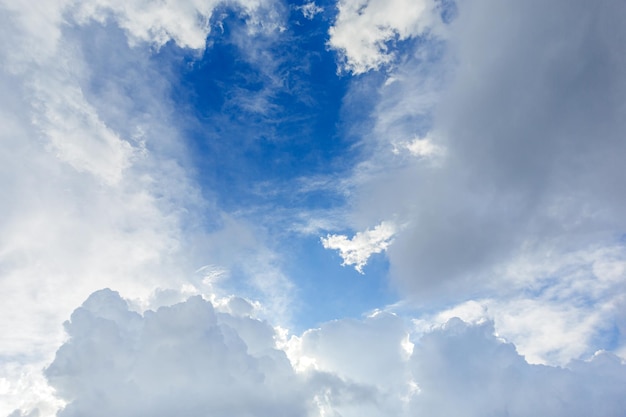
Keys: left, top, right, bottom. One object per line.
{"left": 2, "top": 0, "right": 626, "bottom": 416}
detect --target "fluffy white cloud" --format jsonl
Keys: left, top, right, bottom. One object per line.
{"left": 328, "top": 0, "right": 442, "bottom": 74}
{"left": 42, "top": 290, "right": 309, "bottom": 417}
{"left": 321, "top": 221, "right": 397, "bottom": 273}
{"left": 14, "top": 290, "right": 626, "bottom": 416}
{"left": 0, "top": 1, "right": 290, "bottom": 415}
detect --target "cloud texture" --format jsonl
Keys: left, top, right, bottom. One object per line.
{"left": 45, "top": 290, "right": 307, "bottom": 417}
{"left": 3, "top": 0, "right": 626, "bottom": 415}
{"left": 36, "top": 290, "right": 626, "bottom": 417}
{"left": 0, "top": 0, "right": 290, "bottom": 413}
{"left": 328, "top": 0, "right": 626, "bottom": 361}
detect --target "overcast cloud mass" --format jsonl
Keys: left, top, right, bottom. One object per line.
{"left": 1, "top": 0, "right": 625, "bottom": 415}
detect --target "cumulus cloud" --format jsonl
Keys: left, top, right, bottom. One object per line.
{"left": 328, "top": 0, "right": 442, "bottom": 74}
{"left": 14, "top": 290, "right": 625, "bottom": 416}
{"left": 321, "top": 221, "right": 397, "bottom": 273}
{"left": 4, "top": 0, "right": 626, "bottom": 415}
{"left": 408, "top": 319, "right": 626, "bottom": 417}
{"left": 44, "top": 289, "right": 308, "bottom": 417}
{"left": 0, "top": 1, "right": 290, "bottom": 414}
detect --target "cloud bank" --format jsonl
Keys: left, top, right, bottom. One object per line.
{"left": 24, "top": 290, "right": 626, "bottom": 416}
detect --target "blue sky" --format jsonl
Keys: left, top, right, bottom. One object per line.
{"left": 2, "top": 0, "right": 626, "bottom": 415}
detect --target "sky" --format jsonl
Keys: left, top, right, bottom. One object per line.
{"left": 1, "top": 0, "right": 626, "bottom": 415}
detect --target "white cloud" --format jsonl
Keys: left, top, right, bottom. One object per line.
{"left": 392, "top": 136, "right": 443, "bottom": 158}
{"left": 291, "top": 310, "right": 626, "bottom": 417}
{"left": 400, "top": 243, "right": 626, "bottom": 366}
{"left": 31, "top": 79, "right": 134, "bottom": 185}
{"left": 70, "top": 0, "right": 283, "bottom": 50}
{"left": 321, "top": 221, "right": 397, "bottom": 273}
{"left": 0, "top": 1, "right": 292, "bottom": 415}
{"left": 408, "top": 318, "right": 626, "bottom": 417}
{"left": 43, "top": 290, "right": 308, "bottom": 417}
{"left": 328, "top": 0, "right": 441, "bottom": 74}
{"left": 3, "top": 0, "right": 626, "bottom": 415}
{"left": 8, "top": 289, "right": 626, "bottom": 416}
{"left": 298, "top": 2, "right": 323, "bottom": 20}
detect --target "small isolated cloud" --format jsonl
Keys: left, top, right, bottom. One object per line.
{"left": 298, "top": 2, "right": 323, "bottom": 20}
{"left": 321, "top": 221, "right": 397, "bottom": 273}
{"left": 328, "top": 0, "right": 441, "bottom": 74}
{"left": 392, "top": 136, "right": 443, "bottom": 158}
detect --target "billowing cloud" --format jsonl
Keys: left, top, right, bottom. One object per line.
{"left": 407, "top": 318, "right": 626, "bottom": 417}
{"left": 15, "top": 290, "right": 626, "bottom": 416}
{"left": 321, "top": 221, "right": 397, "bottom": 273}
{"left": 44, "top": 289, "right": 308, "bottom": 417}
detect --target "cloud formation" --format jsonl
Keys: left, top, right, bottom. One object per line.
{"left": 328, "top": 0, "right": 442, "bottom": 74}
{"left": 25, "top": 290, "right": 626, "bottom": 417}
{"left": 318, "top": 0, "right": 626, "bottom": 371}
{"left": 321, "top": 221, "right": 397, "bottom": 273}
{"left": 343, "top": 0, "right": 626, "bottom": 302}
{"left": 45, "top": 289, "right": 307, "bottom": 417}
{"left": 3, "top": 1, "right": 626, "bottom": 416}
{"left": 0, "top": 1, "right": 291, "bottom": 413}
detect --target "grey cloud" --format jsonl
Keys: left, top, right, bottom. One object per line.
{"left": 350, "top": 0, "right": 626, "bottom": 302}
